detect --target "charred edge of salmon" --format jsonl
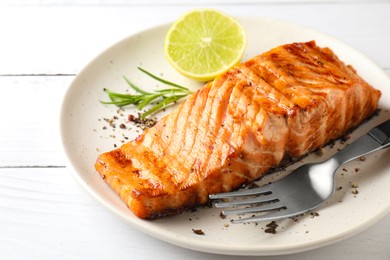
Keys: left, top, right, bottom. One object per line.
{"left": 95, "top": 40, "right": 381, "bottom": 219}
{"left": 95, "top": 149, "right": 250, "bottom": 219}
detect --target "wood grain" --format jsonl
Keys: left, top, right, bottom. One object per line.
{"left": 0, "top": 2, "right": 389, "bottom": 74}
{"left": 0, "top": 167, "right": 389, "bottom": 258}
{"left": 0, "top": 76, "right": 71, "bottom": 167}
{"left": 0, "top": 1, "right": 389, "bottom": 259}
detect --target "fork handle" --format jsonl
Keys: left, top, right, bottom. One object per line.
{"left": 333, "top": 119, "right": 390, "bottom": 166}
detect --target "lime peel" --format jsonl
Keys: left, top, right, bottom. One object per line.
{"left": 164, "top": 9, "right": 247, "bottom": 82}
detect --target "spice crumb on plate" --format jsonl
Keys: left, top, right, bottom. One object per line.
{"left": 310, "top": 212, "right": 320, "bottom": 218}
{"left": 264, "top": 221, "right": 278, "bottom": 234}
{"left": 219, "top": 212, "right": 226, "bottom": 219}
{"left": 192, "top": 229, "right": 205, "bottom": 235}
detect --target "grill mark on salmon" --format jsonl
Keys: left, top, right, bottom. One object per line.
{"left": 186, "top": 80, "right": 236, "bottom": 188}
{"left": 168, "top": 89, "right": 204, "bottom": 167}
{"left": 164, "top": 94, "right": 195, "bottom": 156}
{"left": 95, "top": 41, "right": 381, "bottom": 219}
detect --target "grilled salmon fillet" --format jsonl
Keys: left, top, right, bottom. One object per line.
{"left": 95, "top": 41, "right": 381, "bottom": 219}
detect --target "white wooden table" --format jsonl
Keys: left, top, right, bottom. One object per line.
{"left": 1, "top": 1, "right": 389, "bottom": 259}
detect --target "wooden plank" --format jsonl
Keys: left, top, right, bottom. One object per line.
{"left": 0, "top": 3, "right": 389, "bottom": 74}
{"left": 0, "top": 70, "right": 389, "bottom": 167}
{"left": 0, "top": 168, "right": 164, "bottom": 258}
{"left": 0, "top": 0, "right": 380, "bottom": 6}
{"left": 0, "top": 76, "right": 72, "bottom": 167}
{"left": 0, "top": 167, "right": 390, "bottom": 259}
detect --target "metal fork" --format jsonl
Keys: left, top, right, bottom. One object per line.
{"left": 209, "top": 119, "right": 390, "bottom": 224}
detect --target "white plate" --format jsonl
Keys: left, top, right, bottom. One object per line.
{"left": 60, "top": 17, "right": 390, "bottom": 256}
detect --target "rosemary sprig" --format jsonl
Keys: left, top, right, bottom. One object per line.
{"left": 101, "top": 67, "right": 193, "bottom": 118}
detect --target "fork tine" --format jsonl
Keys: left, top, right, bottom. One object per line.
{"left": 232, "top": 207, "right": 313, "bottom": 223}
{"left": 222, "top": 201, "right": 285, "bottom": 215}
{"left": 214, "top": 194, "right": 278, "bottom": 208}
{"left": 209, "top": 185, "right": 272, "bottom": 199}
{"left": 231, "top": 208, "right": 292, "bottom": 224}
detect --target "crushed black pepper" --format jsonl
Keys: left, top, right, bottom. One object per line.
{"left": 310, "top": 212, "right": 320, "bottom": 218}
{"left": 100, "top": 108, "right": 158, "bottom": 133}
{"left": 340, "top": 134, "right": 351, "bottom": 143}
{"left": 264, "top": 221, "right": 278, "bottom": 234}
{"left": 247, "top": 182, "right": 260, "bottom": 189}
{"left": 128, "top": 113, "right": 158, "bottom": 129}
{"left": 192, "top": 229, "right": 205, "bottom": 235}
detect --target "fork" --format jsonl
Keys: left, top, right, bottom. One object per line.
{"left": 209, "top": 119, "right": 390, "bottom": 224}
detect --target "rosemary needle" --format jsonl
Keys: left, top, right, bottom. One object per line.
{"left": 101, "top": 67, "right": 193, "bottom": 118}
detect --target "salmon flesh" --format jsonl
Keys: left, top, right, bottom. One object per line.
{"left": 95, "top": 41, "right": 381, "bottom": 219}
